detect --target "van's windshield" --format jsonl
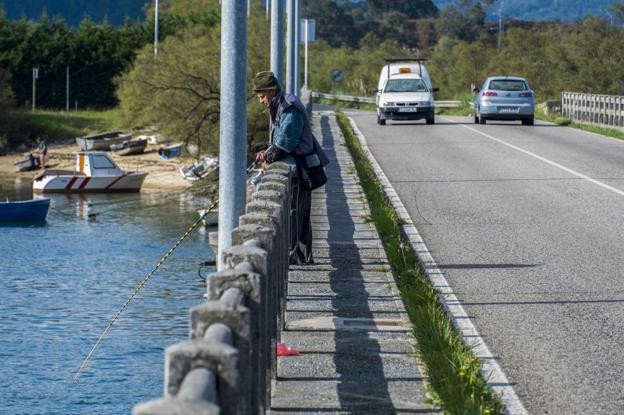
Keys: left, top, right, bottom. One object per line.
{"left": 384, "top": 79, "right": 428, "bottom": 93}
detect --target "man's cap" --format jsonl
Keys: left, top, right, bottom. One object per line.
{"left": 253, "top": 71, "right": 280, "bottom": 91}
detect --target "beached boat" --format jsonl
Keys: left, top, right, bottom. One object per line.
{"left": 110, "top": 138, "right": 148, "bottom": 156}
{"left": 179, "top": 156, "right": 218, "bottom": 181}
{"left": 14, "top": 154, "right": 49, "bottom": 172}
{"left": 158, "top": 143, "right": 183, "bottom": 160}
{"left": 75, "top": 131, "right": 133, "bottom": 151}
{"left": 0, "top": 198, "right": 50, "bottom": 222}
{"left": 33, "top": 152, "right": 147, "bottom": 193}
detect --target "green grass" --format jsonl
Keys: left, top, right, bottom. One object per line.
{"left": 435, "top": 94, "right": 474, "bottom": 117}
{"left": 0, "top": 109, "right": 126, "bottom": 151}
{"left": 535, "top": 109, "right": 624, "bottom": 140}
{"left": 336, "top": 111, "right": 504, "bottom": 415}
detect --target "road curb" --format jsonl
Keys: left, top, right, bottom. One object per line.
{"left": 347, "top": 115, "right": 528, "bottom": 415}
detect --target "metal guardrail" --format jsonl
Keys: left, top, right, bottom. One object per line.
{"left": 311, "top": 92, "right": 461, "bottom": 108}
{"left": 562, "top": 91, "right": 624, "bottom": 130}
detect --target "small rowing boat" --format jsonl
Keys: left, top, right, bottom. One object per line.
{"left": 0, "top": 198, "right": 50, "bottom": 222}
{"left": 110, "top": 138, "right": 148, "bottom": 156}
{"left": 76, "top": 131, "right": 132, "bottom": 151}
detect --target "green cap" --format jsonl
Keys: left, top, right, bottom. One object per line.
{"left": 253, "top": 71, "right": 280, "bottom": 91}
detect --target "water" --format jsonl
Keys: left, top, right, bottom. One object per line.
{"left": 0, "top": 174, "right": 216, "bottom": 414}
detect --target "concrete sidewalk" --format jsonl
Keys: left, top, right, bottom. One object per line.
{"left": 270, "top": 111, "right": 440, "bottom": 414}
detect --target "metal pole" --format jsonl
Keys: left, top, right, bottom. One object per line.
{"left": 498, "top": 1, "right": 503, "bottom": 49}
{"left": 266, "top": 0, "right": 270, "bottom": 20}
{"left": 294, "top": 0, "right": 300, "bottom": 95}
{"left": 66, "top": 66, "right": 70, "bottom": 112}
{"left": 270, "top": 0, "right": 284, "bottom": 86}
{"left": 218, "top": 0, "right": 248, "bottom": 270}
{"left": 286, "top": 0, "right": 295, "bottom": 94}
{"left": 32, "top": 67, "right": 36, "bottom": 112}
{"left": 154, "top": 0, "right": 159, "bottom": 56}
{"left": 304, "top": 19, "right": 308, "bottom": 91}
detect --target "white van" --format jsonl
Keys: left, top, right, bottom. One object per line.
{"left": 375, "top": 58, "right": 438, "bottom": 125}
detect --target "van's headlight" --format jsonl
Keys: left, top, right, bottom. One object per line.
{"left": 419, "top": 100, "right": 432, "bottom": 107}
{"left": 383, "top": 102, "right": 394, "bottom": 107}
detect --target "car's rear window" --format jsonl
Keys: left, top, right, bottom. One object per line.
{"left": 488, "top": 80, "right": 528, "bottom": 91}
{"left": 385, "top": 79, "right": 428, "bottom": 93}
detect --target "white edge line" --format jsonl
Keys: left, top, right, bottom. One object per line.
{"left": 347, "top": 116, "right": 528, "bottom": 415}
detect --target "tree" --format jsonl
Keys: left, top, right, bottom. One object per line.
{"left": 117, "top": 2, "right": 272, "bottom": 157}
{"left": 436, "top": 0, "right": 490, "bottom": 42}
{"left": 366, "top": 0, "right": 438, "bottom": 19}
{"left": 301, "top": 0, "right": 358, "bottom": 47}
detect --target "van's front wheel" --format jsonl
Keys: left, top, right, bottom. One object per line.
{"left": 377, "top": 115, "right": 386, "bottom": 125}
{"left": 426, "top": 116, "right": 435, "bottom": 125}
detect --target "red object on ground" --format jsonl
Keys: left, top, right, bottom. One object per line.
{"left": 276, "top": 342, "right": 300, "bottom": 356}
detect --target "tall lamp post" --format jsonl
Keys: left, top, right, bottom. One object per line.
{"left": 217, "top": 0, "right": 248, "bottom": 269}
{"left": 154, "top": 0, "right": 159, "bottom": 56}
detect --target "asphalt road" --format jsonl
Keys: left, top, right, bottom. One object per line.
{"left": 345, "top": 111, "right": 624, "bottom": 414}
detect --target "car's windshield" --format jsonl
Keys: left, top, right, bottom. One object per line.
{"left": 384, "top": 78, "right": 428, "bottom": 93}
{"left": 488, "top": 80, "right": 528, "bottom": 91}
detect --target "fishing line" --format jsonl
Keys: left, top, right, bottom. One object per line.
{"left": 73, "top": 197, "right": 219, "bottom": 382}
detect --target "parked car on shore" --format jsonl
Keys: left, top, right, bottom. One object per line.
{"left": 474, "top": 76, "right": 535, "bottom": 125}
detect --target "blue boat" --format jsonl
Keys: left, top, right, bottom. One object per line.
{"left": 0, "top": 198, "right": 51, "bottom": 222}
{"left": 158, "top": 143, "right": 183, "bottom": 160}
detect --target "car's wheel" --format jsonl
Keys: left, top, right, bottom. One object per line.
{"left": 377, "top": 115, "right": 381, "bottom": 125}
{"left": 474, "top": 114, "right": 479, "bottom": 124}
{"left": 522, "top": 117, "right": 534, "bottom": 126}
{"left": 426, "top": 116, "right": 435, "bottom": 125}
{"left": 479, "top": 116, "right": 486, "bottom": 125}
{"left": 379, "top": 118, "right": 386, "bottom": 125}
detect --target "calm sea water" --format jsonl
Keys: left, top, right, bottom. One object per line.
{"left": 0, "top": 174, "right": 216, "bottom": 414}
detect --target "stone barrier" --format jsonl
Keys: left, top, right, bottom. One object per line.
{"left": 133, "top": 162, "right": 292, "bottom": 415}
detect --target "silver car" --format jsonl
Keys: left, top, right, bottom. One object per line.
{"left": 474, "top": 76, "right": 535, "bottom": 125}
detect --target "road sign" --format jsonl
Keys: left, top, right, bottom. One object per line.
{"left": 300, "top": 19, "right": 315, "bottom": 43}
{"left": 330, "top": 69, "right": 342, "bottom": 82}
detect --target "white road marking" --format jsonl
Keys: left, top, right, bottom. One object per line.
{"left": 443, "top": 117, "right": 624, "bottom": 197}
{"left": 349, "top": 116, "right": 527, "bottom": 415}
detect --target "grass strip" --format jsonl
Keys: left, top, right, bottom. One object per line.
{"left": 0, "top": 109, "right": 125, "bottom": 151}
{"left": 335, "top": 111, "right": 504, "bottom": 415}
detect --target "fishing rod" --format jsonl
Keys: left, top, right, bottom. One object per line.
{"left": 73, "top": 197, "right": 219, "bottom": 382}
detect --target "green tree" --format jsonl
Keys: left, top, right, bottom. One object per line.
{"left": 117, "top": 0, "right": 271, "bottom": 157}
{"left": 366, "top": 0, "right": 438, "bottom": 19}
{"left": 436, "top": 0, "right": 490, "bottom": 42}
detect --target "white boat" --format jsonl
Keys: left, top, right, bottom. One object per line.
{"left": 33, "top": 151, "right": 147, "bottom": 193}
{"left": 110, "top": 138, "right": 148, "bottom": 156}
{"left": 75, "top": 131, "right": 132, "bottom": 151}
{"left": 179, "top": 157, "right": 218, "bottom": 182}
{"left": 198, "top": 208, "right": 218, "bottom": 226}
{"left": 14, "top": 154, "right": 49, "bottom": 172}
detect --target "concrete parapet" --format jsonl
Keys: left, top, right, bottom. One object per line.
{"left": 135, "top": 154, "right": 292, "bottom": 415}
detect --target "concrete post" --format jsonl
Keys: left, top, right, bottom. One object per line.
{"left": 164, "top": 341, "right": 242, "bottom": 414}
{"left": 218, "top": 0, "right": 248, "bottom": 270}
{"left": 222, "top": 242, "right": 271, "bottom": 412}
{"left": 270, "top": 0, "right": 284, "bottom": 86}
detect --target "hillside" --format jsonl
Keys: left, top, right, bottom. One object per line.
{"left": 432, "top": 0, "right": 613, "bottom": 22}
{"left": 0, "top": 0, "right": 148, "bottom": 26}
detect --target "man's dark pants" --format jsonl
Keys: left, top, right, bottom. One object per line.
{"left": 289, "top": 178, "right": 313, "bottom": 264}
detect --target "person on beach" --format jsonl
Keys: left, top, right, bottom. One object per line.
{"left": 30, "top": 136, "right": 47, "bottom": 169}
{"left": 253, "top": 70, "right": 328, "bottom": 265}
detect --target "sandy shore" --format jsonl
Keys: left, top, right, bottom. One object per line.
{"left": 0, "top": 142, "right": 194, "bottom": 192}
